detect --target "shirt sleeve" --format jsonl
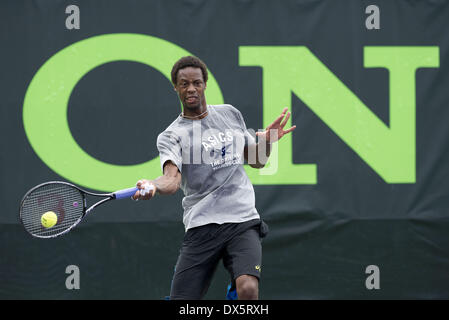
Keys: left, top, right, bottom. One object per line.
{"left": 235, "top": 108, "right": 257, "bottom": 147}
{"left": 157, "top": 130, "right": 183, "bottom": 173}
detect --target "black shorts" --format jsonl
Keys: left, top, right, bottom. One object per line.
{"left": 169, "top": 218, "right": 269, "bottom": 300}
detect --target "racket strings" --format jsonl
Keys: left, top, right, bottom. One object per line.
{"left": 20, "top": 184, "right": 84, "bottom": 238}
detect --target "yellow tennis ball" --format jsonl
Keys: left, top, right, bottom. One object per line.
{"left": 41, "top": 211, "right": 57, "bottom": 228}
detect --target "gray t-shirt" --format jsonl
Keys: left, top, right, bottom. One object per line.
{"left": 157, "top": 104, "right": 260, "bottom": 231}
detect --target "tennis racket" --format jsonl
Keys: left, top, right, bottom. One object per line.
{"left": 19, "top": 181, "right": 142, "bottom": 239}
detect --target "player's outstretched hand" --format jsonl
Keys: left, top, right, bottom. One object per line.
{"left": 256, "top": 107, "right": 296, "bottom": 143}
{"left": 132, "top": 179, "right": 157, "bottom": 201}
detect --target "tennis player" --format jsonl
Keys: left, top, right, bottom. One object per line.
{"left": 133, "top": 56, "right": 295, "bottom": 300}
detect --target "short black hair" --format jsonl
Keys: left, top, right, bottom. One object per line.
{"left": 171, "top": 56, "right": 208, "bottom": 85}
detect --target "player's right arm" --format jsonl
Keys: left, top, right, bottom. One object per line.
{"left": 132, "top": 161, "right": 181, "bottom": 200}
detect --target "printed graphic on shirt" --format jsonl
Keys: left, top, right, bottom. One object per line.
{"left": 201, "top": 129, "right": 244, "bottom": 170}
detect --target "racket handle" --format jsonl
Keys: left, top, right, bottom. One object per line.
{"left": 113, "top": 187, "right": 138, "bottom": 200}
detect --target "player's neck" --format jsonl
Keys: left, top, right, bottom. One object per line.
{"left": 182, "top": 104, "right": 208, "bottom": 120}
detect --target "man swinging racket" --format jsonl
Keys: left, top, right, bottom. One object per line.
{"left": 132, "top": 56, "right": 296, "bottom": 300}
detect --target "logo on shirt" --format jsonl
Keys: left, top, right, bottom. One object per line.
{"left": 201, "top": 130, "right": 243, "bottom": 170}
{"left": 221, "top": 146, "right": 226, "bottom": 157}
{"left": 201, "top": 131, "right": 233, "bottom": 152}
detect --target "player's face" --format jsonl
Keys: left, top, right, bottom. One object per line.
{"left": 174, "top": 67, "right": 206, "bottom": 111}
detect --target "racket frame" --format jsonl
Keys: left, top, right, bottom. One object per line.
{"left": 19, "top": 181, "right": 119, "bottom": 239}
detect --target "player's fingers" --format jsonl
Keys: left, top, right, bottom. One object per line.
{"left": 142, "top": 187, "right": 156, "bottom": 200}
{"left": 139, "top": 182, "right": 156, "bottom": 200}
{"left": 270, "top": 109, "right": 286, "bottom": 126}
{"left": 141, "top": 192, "right": 150, "bottom": 200}
{"left": 280, "top": 111, "right": 291, "bottom": 128}
{"left": 274, "top": 108, "right": 289, "bottom": 125}
{"left": 146, "top": 184, "right": 156, "bottom": 199}
{"left": 132, "top": 190, "right": 140, "bottom": 200}
{"left": 283, "top": 125, "right": 296, "bottom": 134}
{"left": 141, "top": 189, "right": 151, "bottom": 200}
{"left": 272, "top": 113, "right": 284, "bottom": 126}
{"left": 139, "top": 188, "right": 148, "bottom": 197}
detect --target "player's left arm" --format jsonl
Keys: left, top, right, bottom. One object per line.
{"left": 244, "top": 107, "right": 296, "bottom": 169}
